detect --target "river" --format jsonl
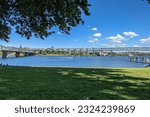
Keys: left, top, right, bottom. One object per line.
{"left": 0, "top": 56, "right": 148, "bottom": 68}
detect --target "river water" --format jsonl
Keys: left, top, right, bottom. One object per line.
{"left": 0, "top": 56, "right": 148, "bottom": 68}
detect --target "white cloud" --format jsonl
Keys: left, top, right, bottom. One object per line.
{"left": 88, "top": 38, "right": 100, "bottom": 43}
{"left": 100, "top": 43, "right": 126, "bottom": 47}
{"left": 93, "top": 33, "right": 102, "bottom": 37}
{"left": 140, "top": 37, "right": 150, "bottom": 43}
{"left": 100, "top": 44, "right": 108, "bottom": 47}
{"left": 91, "top": 27, "right": 98, "bottom": 31}
{"left": 107, "top": 34, "right": 125, "bottom": 43}
{"left": 117, "top": 43, "right": 126, "bottom": 47}
{"left": 123, "top": 31, "right": 139, "bottom": 38}
{"left": 58, "top": 32, "right": 62, "bottom": 35}
{"left": 133, "top": 45, "right": 141, "bottom": 47}
{"left": 74, "top": 39, "right": 78, "bottom": 42}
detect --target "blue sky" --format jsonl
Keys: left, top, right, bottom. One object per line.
{"left": 1, "top": 0, "right": 150, "bottom": 48}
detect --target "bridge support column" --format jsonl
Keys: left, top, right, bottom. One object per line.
{"left": 24, "top": 52, "right": 28, "bottom": 56}
{"left": 15, "top": 52, "right": 20, "bottom": 57}
{"left": 99, "top": 50, "right": 103, "bottom": 56}
{"left": 29, "top": 53, "right": 36, "bottom": 56}
{"left": 2, "top": 51, "right": 7, "bottom": 59}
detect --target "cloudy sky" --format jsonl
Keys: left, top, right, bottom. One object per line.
{"left": 1, "top": 0, "right": 150, "bottom": 48}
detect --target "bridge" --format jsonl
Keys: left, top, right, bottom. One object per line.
{"left": 97, "top": 47, "right": 150, "bottom": 52}
{"left": 1, "top": 46, "right": 150, "bottom": 61}
{"left": 47, "top": 47, "right": 150, "bottom": 52}
{"left": 48, "top": 47, "right": 150, "bottom": 64}
{"left": 0, "top": 47, "right": 37, "bottom": 59}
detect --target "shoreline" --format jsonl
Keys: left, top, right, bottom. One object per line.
{"left": 1, "top": 65, "right": 149, "bottom": 69}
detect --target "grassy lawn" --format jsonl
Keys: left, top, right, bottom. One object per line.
{"left": 0, "top": 66, "right": 150, "bottom": 100}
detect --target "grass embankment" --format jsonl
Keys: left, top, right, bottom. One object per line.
{"left": 0, "top": 66, "right": 150, "bottom": 100}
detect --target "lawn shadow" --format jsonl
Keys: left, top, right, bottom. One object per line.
{"left": 55, "top": 68, "right": 150, "bottom": 100}
{"left": 0, "top": 66, "right": 150, "bottom": 100}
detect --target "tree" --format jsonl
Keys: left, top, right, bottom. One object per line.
{"left": 0, "top": 0, "right": 90, "bottom": 42}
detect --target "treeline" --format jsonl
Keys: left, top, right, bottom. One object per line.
{"left": 38, "top": 50, "right": 150, "bottom": 56}
{"left": 38, "top": 50, "right": 120, "bottom": 56}
{"left": 38, "top": 50, "right": 96, "bottom": 56}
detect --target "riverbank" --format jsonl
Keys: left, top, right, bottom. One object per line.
{"left": 37, "top": 54, "right": 99, "bottom": 56}
{"left": 0, "top": 66, "right": 150, "bottom": 99}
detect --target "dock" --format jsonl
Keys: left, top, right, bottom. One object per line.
{"left": 129, "top": 56, "right": 150, "bottom": 64}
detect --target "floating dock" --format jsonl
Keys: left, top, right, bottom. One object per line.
{"left": 129, "top": 56, "right": 150, "bottom": 64}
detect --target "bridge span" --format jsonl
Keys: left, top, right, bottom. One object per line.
{"left": 1, "top": 46, "right": 150, "bottom": 59}
{"left": 53, "top": 47, "right": 150, "bottom": 52}
{"left": 0, "top": 48, "right": 37, "bottom": 59}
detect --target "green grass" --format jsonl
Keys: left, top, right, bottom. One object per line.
{"left": 0, "top": 66, "right": 150, "bottom": 100}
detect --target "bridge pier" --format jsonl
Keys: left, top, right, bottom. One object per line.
{"left": 15, "top": 52, "right": 20, "bottom": 57}
{"left": 2, "top": 51, "right": 7, "bottom": 59}
{"left": 24, "top": 52, "right": 36, "bottom": 56}
{"left": 28, "top": 53, "right": 32, "bottom": 56}
{"left": 1, "top": 49, "right": 37, "bottom": 59}
{"left": 24, "top": 52, "right": 28, "bottom": 56}
{"left": 129, "top": 56, "right": 150, "bottom": 64}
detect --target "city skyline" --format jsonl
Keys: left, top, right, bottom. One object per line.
{"left": 1, "top": 0, "right": 150, "bottom": 48}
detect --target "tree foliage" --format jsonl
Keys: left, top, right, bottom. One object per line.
{"left": 0, "top": 0, "right": 90, "bottom": 41}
